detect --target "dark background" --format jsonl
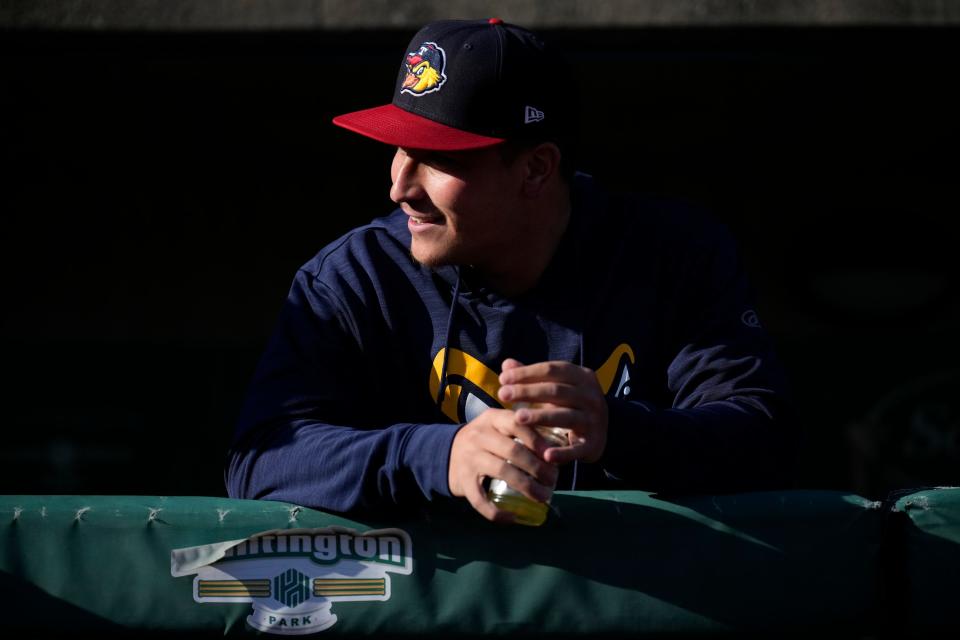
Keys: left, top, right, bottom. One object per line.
{"left": 1, "top": 27, "right": 958, "bottom": 500}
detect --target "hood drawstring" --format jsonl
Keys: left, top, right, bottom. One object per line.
{"left": 435, "top": 267, "right": 462, "bottom": 408}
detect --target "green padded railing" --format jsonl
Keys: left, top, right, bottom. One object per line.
{"left": 0, "top": 489, "right": 946, "bottom": 635}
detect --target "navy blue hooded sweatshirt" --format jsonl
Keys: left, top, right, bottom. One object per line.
{"left": 226, "top": 174, "right": 792, "bottom": 514}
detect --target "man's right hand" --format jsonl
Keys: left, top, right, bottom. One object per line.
{"left": 447, "top": 408, "right": 558, "bottom": 523}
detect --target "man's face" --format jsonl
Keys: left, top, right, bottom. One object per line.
{"left": 389, "top": 146, "right": 526, "bottom": 271}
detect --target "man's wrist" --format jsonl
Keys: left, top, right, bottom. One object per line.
{"left": 400, "top": 422, "right": 464, "bottom": 499}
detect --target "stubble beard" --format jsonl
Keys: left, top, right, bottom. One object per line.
{"left": 409, "top": 236, "right": 464, "bottom": 270}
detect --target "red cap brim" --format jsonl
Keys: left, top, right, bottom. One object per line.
{"left": 332, "top": 104, "right": 505, "bottom": 151}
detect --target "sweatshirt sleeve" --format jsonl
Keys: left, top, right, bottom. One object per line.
{"left": 225, "top": 267, "right": 461, "bottom": 514}
{"left": 598, "top": 218, "right": 795, "bottom": 494}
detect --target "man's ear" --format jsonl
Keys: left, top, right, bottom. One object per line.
{"left": 521, "top": 143, "right": 561, "bottom": 198}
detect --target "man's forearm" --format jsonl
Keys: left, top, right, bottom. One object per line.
{"left": 601, "top": 397, "right": 794, "bottom": 494}
{"left": 226, "top": 419, "right": 461, "bottom": 513}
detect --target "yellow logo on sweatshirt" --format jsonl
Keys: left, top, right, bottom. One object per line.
{"left": 428, "top": 344, "right": 636, "bottom": 423}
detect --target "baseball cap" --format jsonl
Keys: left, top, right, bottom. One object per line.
{"left": 332, "top": 18, "right": 569, "bottom": 151}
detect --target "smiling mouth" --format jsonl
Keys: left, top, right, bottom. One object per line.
{"left": 409, "top": 214, "right": 443, "bottom": 225}
{"left": 403, "top": 205, "right": 444, "bottom": 226}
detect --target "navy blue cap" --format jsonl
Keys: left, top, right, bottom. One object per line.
{"left": 333, "top": 19, "right": 569, "bottom": 150}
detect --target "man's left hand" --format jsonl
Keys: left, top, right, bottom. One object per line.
{"left": 497, "top": 358, "right": 608, "bottom": 464}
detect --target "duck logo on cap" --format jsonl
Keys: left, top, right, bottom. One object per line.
{"left": 401, "top": 42, "right": 447, "bottom": 96}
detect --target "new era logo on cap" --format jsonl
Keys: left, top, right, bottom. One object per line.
{"left": 524, "top": 106, "right": 545, "bottom": 124}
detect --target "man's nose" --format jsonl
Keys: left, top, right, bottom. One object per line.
{"left": 389, "top": 152, "right": 423, "bottom": 204}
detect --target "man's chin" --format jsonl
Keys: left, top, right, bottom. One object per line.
{"left": 409, "top": 242, "right": 456, "bottom": 269}
{"left": 409, "top": 251, "right": 452, "bottom": 270}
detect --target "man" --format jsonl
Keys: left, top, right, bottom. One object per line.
{"left": 226, "top": 19, "right": 792, "bottom": 523}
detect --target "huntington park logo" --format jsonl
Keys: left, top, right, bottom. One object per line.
{"left": 171, "top": 526, "right": 413, "bottom": 635}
